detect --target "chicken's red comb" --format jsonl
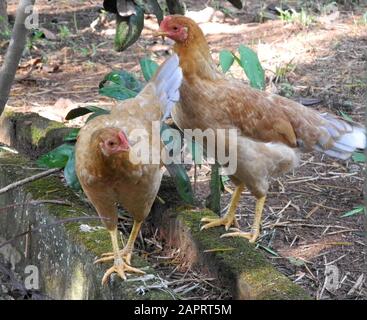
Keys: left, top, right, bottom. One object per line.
{"left": 118, "top": 131, "right": 129, "bottom": 147}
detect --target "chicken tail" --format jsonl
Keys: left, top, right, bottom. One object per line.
{"left": 151, "top": 54, "right": 183, "bottom": 120}
{"left": 314, "top": 113, "right": 366, "bottom": 160}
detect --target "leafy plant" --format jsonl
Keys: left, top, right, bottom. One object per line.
{"left": 139, "top": 58, "right": 159, "bottom": 82}
{"left": 277, "top": 7, "right": 315, "bottom": 27}
{"left": 58, "top": 25, "right": 71, "bottom": 40}
{"left": 274, "top": 60, "right": 296, "bottom": 83}
{"left": 219, "top": 50, "right": 235, "bottom": 74}
{"left": 37, "top": 143, "right": 81, "bottom": 190}
{"left": 99, "top": 70, "right": 143, "bottom": 100}
{"left": 26, "top": 29, "right": 45, "bottom": 51}
{"left": 219, "top": 45, "right": 265, "bottom": 90}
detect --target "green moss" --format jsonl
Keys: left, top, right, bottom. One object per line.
{"left": 30, "top": 119, "right": 64, "bottom": 145}
{"left": 175, "top": 208, "right": 311, "bottom": 300}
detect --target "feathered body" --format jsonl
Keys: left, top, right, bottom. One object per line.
{"left": 158, "top": 15, "right": 365, "bottom": 241}
{"left": 76, "top": 93, "right": 163, "bottom": 228}
{"left": 75, "top": 54, "right": 182, "bottom": 282}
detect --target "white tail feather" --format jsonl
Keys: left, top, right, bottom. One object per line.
{"left": 315, "top": 114, "right": 366, "bottom": 160}
{"left": 152, "top": 54, "right": 183, "bottom": 120}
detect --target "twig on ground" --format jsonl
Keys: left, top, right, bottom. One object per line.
{"left": 0, "top": 168, "right": 61, "bottom": 195}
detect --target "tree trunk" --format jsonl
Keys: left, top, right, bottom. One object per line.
{"left": 0, "top": 0, "right": 8, "bottom": 38}
{"left": 0, "top": 0, "right": 36, "bottom": 117}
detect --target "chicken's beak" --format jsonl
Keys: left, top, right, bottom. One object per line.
{"left": 153, "top": 29, "right": 168, "bottom": 40}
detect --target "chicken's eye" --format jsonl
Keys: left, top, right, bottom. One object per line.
{"left": 172, "top": 26, "right": 179, "bottom": 31}
{"left": 107, "top": 141, "right": 116, "bottom": 147}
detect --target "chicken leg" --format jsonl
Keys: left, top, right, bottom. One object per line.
{"left": 95, "top": 227, "right": 145, "bottom": 285}
{"left": 200, "top": 184, "right": 245, "bottom": 231}
{"left": 221, "top": 196, "right": 266, "bottom": 243}
{"left": 96, "top": 221, "right": 143, "bottom": 265}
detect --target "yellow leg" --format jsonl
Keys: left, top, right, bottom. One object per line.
{"left": 201, "top": 184, "right": 245, "bottom": 231}
{"left": 96, "top": 221, "right": 142, "bottom": 265}
{"left": 121, "top": 221, "right": 142, "bottom": 265}
{"left": 221, "top": 196, "right": 266, "bottom": 243}
{"left": 95, "top": 227, "right": 145, "bottom": 285}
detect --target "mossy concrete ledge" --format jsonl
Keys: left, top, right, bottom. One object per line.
{"left": 0, "top": 108, "right": 74, "bottom": 159}
{"left": 0, "top": 151, "right": 171, "bottom": 300}
{"left": 151, "top": 199, "right": 311, "bottom": 300}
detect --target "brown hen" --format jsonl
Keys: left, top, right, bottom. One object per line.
{"left": 156, "top": 15, "right": 365, "bottom": 243}
{"left": 75, "top": 54, "right": 182, "bottom": 283}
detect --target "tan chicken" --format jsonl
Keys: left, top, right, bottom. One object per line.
{"left": 75, "top": 54, "right": 182, "bottom": 284}
{"left": 156, "top": 15, "right": 366, "bottom": 243}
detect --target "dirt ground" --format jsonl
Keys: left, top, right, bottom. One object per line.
{"left": 1, "top": 0, "right": 366, "bottom": 300}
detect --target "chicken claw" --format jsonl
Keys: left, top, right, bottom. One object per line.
{"left": 220, "top": 228, "right": 259, "bottom": 243}
{"left": 200, "top": 184, "right": 244, "bottom": 232}
{"left": 95, "top": 248, "right": 132, "bottom": 265}
{"left": 200, "top": 215, "right": 239, "bottom": 231}
{"left": 100, "top": 258, "right": 145, "bottom": 285}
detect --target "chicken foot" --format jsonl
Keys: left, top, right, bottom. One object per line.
{"left": 96, "top": 221, "right": 142, "bottom": 265}
{"left": 221, "top": 196, "right": 266, "bottom": 243}
{"left": 95, "top": 227, "right": 145, "bottom": 285}
{"left": 200, "top": 184, "right": 245, "bottom": 231}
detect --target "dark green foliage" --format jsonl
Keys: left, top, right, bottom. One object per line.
{"left": 64, "top": 149, "right": 81, "bottom": 190}
{"left": 219, "top": 50, "right": 235, "bottom": 73}
{"left": 166, "top": 0, "right": 186, "bottom": 15}
{"left": 161, "top": 122, "right": 195, "bottom": 205}
{"left": 227, "top": 0, "right": 243, "bottom": 9}
{"left": 65, "top": 106, "right": 111, "bottom": 122}
{"left": 37, "top": 143, "right": 74, "bottom": 169}
{"left": 140, "top": 58, "right": 159, "bottom": 82}
{"left": 238, "top": 45, "right": 265, "bottom": 90}
{"left": 218, "top": 45, "right": 265, "bottom": 90}
{"left": 99, "top": 70, "right": 143, "bottom": 100}
{"left": 63, "top": 128, "right": 80, "bottom": 143}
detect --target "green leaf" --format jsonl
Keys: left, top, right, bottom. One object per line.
{"left": 257, "top": 244, "right": 279, "bottom": 256}
{"left": 86, "top": 106, "right": 111, "bottom": 123}
{"left": 140, "top": 58, "right": 159, "bottom": 82}
{"left": 144, "top": 0, "right": 164, "bottom": 24}
{"left": 37, "top": 143, "right": 74, "bottom": 169}
{"left": 100, "top": 70, "right": 142, "bottom": 92}
{"left": 64, "top": 148, "right": 81, "bottom": 191}
{"left": 227, "top": 0, "right": 243, "bottom": 9}
{"left": 339, "top": 111, "right": 353, "bottom": 122}
{"left": 219, "top": 50, "right": 235, "bottom": 73}
{"left": 352, "top": 152, "right": 365, "bottom": 163}
{"left": 99, "top": 84, "right": 139, "bottom": 101}
{"left": 164, "top": 163, "right": 194, "bottom": 205}
{"left": 207, "top": 163, "right": 221, "bottom": 214}
{"left": 65, "top": 106, "right": 110, "bottom": 121}
{"left": 238, "top": 45, "right": 265, "bottom": 90}
{"left": 99, "top": 70, "right": 143, "bottom": 101}
{"left": 187, "top": 139, "right": 204, "bottom": 165}
{"left": 341, "top": 206, "right": 365, "bottom": 218}
{"left": 161, "top": 122, "right": 194, "bottom": 205}
{"left": 63, "top": 128, "right": 80, "bottom": 142}
{"left": 114, "top": 5, "right": 144, "bottom": 52}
